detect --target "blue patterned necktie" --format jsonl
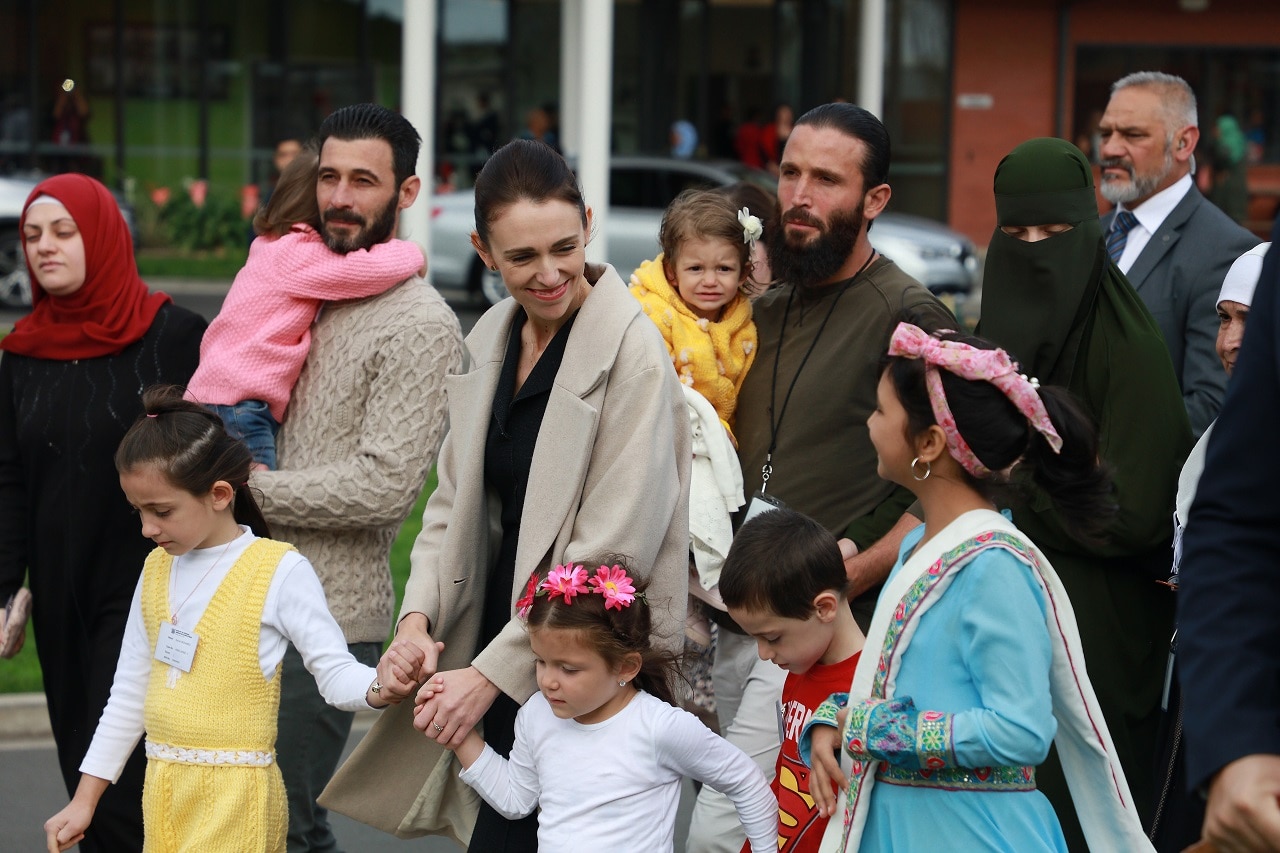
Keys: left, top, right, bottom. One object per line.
{"left": 1107, "top": 210, "right": 1138, "bottom": 263}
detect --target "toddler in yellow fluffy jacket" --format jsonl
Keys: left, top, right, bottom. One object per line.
{"left": 630, "top": 188, "right": 760, "bottom": 442}
{"left": 631, "top": 189, "right": 764, "bottom": 707}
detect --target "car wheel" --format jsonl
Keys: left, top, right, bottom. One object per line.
{"left": 479, "top": 264, "right": 508, "bottom": 306}
{"left": 0, "top": 230, "right": 31, "bottom": 308}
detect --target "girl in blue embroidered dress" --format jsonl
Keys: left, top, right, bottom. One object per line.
{"left": 798, "top": 324, "right": 1153, "bottom": 853}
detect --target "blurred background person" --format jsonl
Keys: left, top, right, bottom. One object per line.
{"left": 0, "top": 173, "right": 206, "bottom": 852}
{"left": 1150, "top": 241, "right": 1268, "bottom": 852}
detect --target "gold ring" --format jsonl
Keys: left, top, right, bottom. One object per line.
{"left": 371, "top": 681, "right": 382, "bottom": 694}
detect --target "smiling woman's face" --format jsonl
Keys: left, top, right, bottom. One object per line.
{"left": 23, "top": 201, "right": 86, "bottom": 297}
{"left": 472, "top": 198, "right": 592, "bottom": 330}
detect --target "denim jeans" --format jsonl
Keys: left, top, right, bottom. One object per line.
{"left": 208, "top": 400, "right": 280, "bottom": 469}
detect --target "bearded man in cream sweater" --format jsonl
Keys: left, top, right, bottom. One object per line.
{"left": 252, "top": 104, "right": 463, "bottom": 853}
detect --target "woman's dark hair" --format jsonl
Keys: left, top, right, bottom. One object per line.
{"left": 253, "top": 144, "right": 321, "bottom": 237}
{"left": 720, "top": 508, "right": 848, "bottom": 619}
{"left": 317, "top": 103, "right": 421, "bottom": 190}
{"left": 472, "top": 139, "right": 587, "bottom": 246}
{"left": 115, "top": 386, "right": 271, "bottom": 538}
{"left": 885, "top": 332, "right": 1115, "bottom": 543}
{"left": 794, "top": 102, "right": 891, "bottom": 191}
{"left": 525, "top": 555, "right": 681, "bottom": 708}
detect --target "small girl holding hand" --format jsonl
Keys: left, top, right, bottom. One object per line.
{"left": 44, "top": 387, "right": 423, "bottom": 853}
{"left": 185, "top": 145, "right": 425, "bottom": 469}
{"left": 416, "top": 559, "right": 778, "bottom": 853}
{"left": 801, "top": 324, "right": 1153, "bottom": 852}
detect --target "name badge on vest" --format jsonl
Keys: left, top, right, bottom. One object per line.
{"left": 155, "top": 621, "right": 199, "bottom": 673}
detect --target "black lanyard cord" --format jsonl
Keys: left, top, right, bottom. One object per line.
{"left": 762, "top": 251, "right": 877, "bottom": 491}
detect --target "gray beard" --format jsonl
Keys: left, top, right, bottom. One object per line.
{"left": 1099, "top": 149, "right": 1174, "bottom": 205}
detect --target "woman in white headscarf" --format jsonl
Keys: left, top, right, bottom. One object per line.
{"left": 1150, "top": 241, "right": 1270, "bottom": 852}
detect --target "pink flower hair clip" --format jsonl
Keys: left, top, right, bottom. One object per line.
{"left": 589, "top": 564, "right": 638, "bottom": 610}
{"left": 543, "top": 563, "right": 590, "bottom": 603}
{"left": 516, "top": 563, "right": 647, "bottom": 620}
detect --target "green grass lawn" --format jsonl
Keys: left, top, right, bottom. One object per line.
{"left": 0, "top": 471, "right": 436, "bottom": 695}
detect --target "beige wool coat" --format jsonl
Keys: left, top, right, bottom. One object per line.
{"left": 319, "top": 264, "right": 691, "bottom": 845}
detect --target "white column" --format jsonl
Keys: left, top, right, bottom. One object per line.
{"left": 857, "top": 0, "right": 886, "bottom": 119}
{"left": 559, "top": 0, "right": 583, "bottom": 159}
{"left": 577, "top": 0, "right": 613, "bottom": 264}
{"left": 400, "top": 0, "right": 437, "bottom": 255}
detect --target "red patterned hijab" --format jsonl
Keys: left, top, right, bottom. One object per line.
{"left": 1, "top": 173, "right": 170, "bottom": 360}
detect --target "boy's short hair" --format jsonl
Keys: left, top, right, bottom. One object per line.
{"left": 720, "top": 508, "right": 848, "bottom": 619}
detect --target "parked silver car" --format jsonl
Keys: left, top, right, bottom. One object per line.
{"left": 0, "top": 173, "right": 138, "bottom": 308}
{"left": 428, "top": 155, "right": 980, "bottom": 305}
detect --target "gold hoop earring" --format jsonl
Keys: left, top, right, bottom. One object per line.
{"left": 911, "top": 456, "right": 931, "bottom": 481}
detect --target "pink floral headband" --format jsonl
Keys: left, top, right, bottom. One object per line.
{"left": 516, "top": 563, "right": 642, "bottom": 619}
{"left": 888, "top": 322, "right": 1063, "bottom": 477}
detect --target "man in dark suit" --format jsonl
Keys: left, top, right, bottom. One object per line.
{"left": 1179, "top": 227, "right": 1280, "bottom": 851}
{"left": 1098, "top": 71, "right": 1259, "bottom": 437}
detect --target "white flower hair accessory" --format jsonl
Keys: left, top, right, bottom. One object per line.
{"left": 738, "top": 207, "right": 763, "bottom": 247}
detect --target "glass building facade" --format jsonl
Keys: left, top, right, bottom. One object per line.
{"left": 0, "top": 0, "right": 955, "bottom": 221}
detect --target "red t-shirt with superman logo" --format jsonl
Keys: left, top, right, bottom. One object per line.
{"left": 745, "top": 652, "right": 861, "bottom": 853}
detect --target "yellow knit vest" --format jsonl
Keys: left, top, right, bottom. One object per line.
{"left": 139, "top": 538, "right": 294, "bottom": 853}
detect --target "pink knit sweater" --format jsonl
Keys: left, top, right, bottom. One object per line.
{"left": 186, "top": 224, "right": 424, "bottom": 421}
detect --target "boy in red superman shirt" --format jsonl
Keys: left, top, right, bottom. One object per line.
{"left": 722, "top": 508, "right": 864, "bottom": 852}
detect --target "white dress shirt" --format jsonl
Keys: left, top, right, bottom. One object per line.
{"left": 1113, "top": 173, "right": 1194, "bottom": 274}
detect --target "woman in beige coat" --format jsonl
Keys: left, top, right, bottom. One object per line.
{"left": 320, "top": 140, "right": 691, "bottom": 849}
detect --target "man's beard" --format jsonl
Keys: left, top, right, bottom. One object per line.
{"left": 1099, "top": 145, "right": 1174, "bottom": 205}
{"left": 767, "top": 203, "right": 864, "bottom": 290}
{"left": 321, "top": 192, "right": 399, "bottom": 253}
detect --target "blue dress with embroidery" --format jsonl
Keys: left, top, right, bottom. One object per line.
{"left": 858, "top": 525, "right": 1067, "bottom": 852}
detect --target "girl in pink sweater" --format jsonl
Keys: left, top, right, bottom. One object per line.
{"left": 185, "top": 146, "right": 424, "bottom": 468}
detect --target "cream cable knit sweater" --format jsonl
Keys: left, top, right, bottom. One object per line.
{"left": 252, "top": 277, "right": 463, "bottom": 643}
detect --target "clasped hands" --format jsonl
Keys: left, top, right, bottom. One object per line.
{"left": 383, "top": 613, "right": 500, "bottom": 749}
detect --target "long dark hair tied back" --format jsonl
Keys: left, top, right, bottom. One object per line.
{"left": 524, "top": 555, "right": 683, "bottom": 708}
{"left": 115, "top": 385, "right": 271, "bottom": 539}
{"left": 886, "top": 331, "right": 1116, "bottom": 544}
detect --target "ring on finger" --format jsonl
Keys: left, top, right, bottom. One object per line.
{"left": 432, "top": 722, "right": 445, "bottom": 732}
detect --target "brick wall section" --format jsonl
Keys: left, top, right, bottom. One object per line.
{"left": 948, "top": 0, "right": 1280, "bottom": 245}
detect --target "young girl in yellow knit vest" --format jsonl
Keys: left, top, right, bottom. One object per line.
{"left": 43, "top": 387, "right": 425, "bottom": 853}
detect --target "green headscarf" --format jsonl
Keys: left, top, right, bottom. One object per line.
{"left": 979, "top": 138, "right": 1108, "bottom": 385}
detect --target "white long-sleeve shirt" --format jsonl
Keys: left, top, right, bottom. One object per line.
{"left": 81, "top": 527, "right": 379, "bottom": 782}
{"left": 459, "top": 690, "right": 777, "bottom": 852}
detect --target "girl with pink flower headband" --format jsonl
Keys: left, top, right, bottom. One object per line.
{"left": 797, "top": 324, "right": 1156, "bottom": 852}
{"left": 415, "top": 557, "right": 778, "bottom": 852}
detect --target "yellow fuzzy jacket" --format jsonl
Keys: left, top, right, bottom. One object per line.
{"left": 630, "top": 254, "right": 757, "bottom": 430}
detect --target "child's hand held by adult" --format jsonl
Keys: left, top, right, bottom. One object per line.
{"left": 372, "top": 638, "right": 432, "bottom": 704}
{"left": 414, "top": 665, "right": 500, "bottom": 749}
{"left": 392, "top": 612, "right": 441, "bottom": 682}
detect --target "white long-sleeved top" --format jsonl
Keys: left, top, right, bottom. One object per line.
{"left": 80, "top": 527, "right": 379, "bottom": 782}
{"left": 459, "top": 690, "right": 777, "bottom": 852}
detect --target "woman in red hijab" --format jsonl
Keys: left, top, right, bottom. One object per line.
{"left": 0, "top": 174, "right": 205, "bottom": 852}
